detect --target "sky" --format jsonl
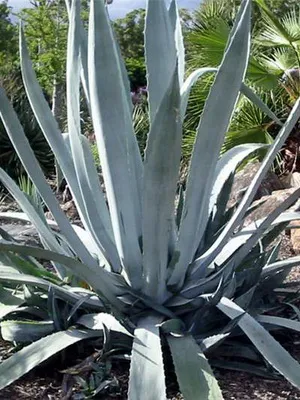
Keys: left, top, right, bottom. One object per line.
{"left": 8, "top": 0, "right": 201, "bottom": 19}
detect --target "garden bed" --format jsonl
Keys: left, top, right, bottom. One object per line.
{"left": 0, "top": 342, "right": 300, "bottom": 400}
{"left": 1, "top": 198, "right": 300, "bottom": 399}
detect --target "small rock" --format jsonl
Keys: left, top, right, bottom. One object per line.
{"left": 45, "top": 200, "right": 79, "bottom": 222}
{"left": 0, "top": 224, "right": 40, "bottom": 247}
{"left": 228, "top": 161, "right": 286, "bottom": 208}
{"left": 61, "top": 200, "right": 79, "bottom": 220}
{"left": 245, "top": 188, "right": 299, "bottom": 226}
{"left": 291, "top": 172, "right": 300, "bottom": 188}
{"left": 289, "top": 220, "right": 300, "bottom": 254}
{"left": 243, "top": 187, "right": 300, "bottom": 255}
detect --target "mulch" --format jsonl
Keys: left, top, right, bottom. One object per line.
{"left": 0, "top": 347, "right": 300, "bottom": 400}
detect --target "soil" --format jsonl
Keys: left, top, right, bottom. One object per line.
{"left": 1, "top": 197, "right": 300, "bottom": 399}
{"left": 0, "top": 347, "right": 300, "bottom": 400}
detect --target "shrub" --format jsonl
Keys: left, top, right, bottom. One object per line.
{"left": 0, "top": 69, "right": 54, "bottom": 181}
{"left": 0, "top": 1, "right": 300, "bottom": 398}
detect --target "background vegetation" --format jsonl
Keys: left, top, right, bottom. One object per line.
{"left": 1, "top": 1, "right": 300, "bottom": 398}
{"left": 0, "top": 0, "right": 300, "bottom": 180}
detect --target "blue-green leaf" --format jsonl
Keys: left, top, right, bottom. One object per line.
{"left": 128, "top": 315, "right": 166, "bottom": 400}
{"left": 88, "top": 0, "right": 143, "bottom": 288}
{"left": 217, "top": 297, "right": 300, "bottom": 388}
{"left": 168, "top": 0, "right": 252, "bottom": 288}
{"left": 0, "top": 328, "right": 101, "bottom": 390}
{"left": 167, "top": 334, "right": 223, "bottom": 400}
{"left": 142, "top": 68, "right": 181, "bottom": 302}
{"left": 145, "top": 0, "right": 176, "bottom": 122}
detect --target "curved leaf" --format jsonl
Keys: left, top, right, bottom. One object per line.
{"left": 77, "top": 313, "right": 132, "bottom": 336}
{"left": 209, "top": 143, "right": 268, "bottom": 212}
{"left": 0, "top": 271, "right": 103, "bottom": 309}
{"left": 0, "top": 328, "right": 101, "bottom": 390}
{"left": 180, "top": 67, "right": 218, "bottom": 120}
{"left": 0, "top": 287, "right": 24, "bottom": 319}
{"left": 193, "top": 97, "right": 300, "bottom": 277}
{"left": 217, "top": 297, "right": 300, "bottom": 388}
{"left": 0, "top": 243, "right": 125, "bottom": 310}
{"left": 0, "top": 87, "right": 95, "bottom": 270}
{"left": 1, "top": 320, "right": 55, "bottom": 343}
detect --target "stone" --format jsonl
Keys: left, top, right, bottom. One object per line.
{"left": 291, "top": 172, "right": 300, "bottom": 188}
{"left": 45, "top": 200, "right": 79, "bottom": 222}
{"left": 0, "top": 223, "right": 40, "bottom": 247}
{"left": 290, "top": 220, "right": 300, "bottom": 254}
{"left": 244, "top": 188, "right": 299, "bottom": 226}
{"left": 242, "top": 187, "right": 300, "bottom": 255}
{"left": 228, "top": 161, "right": 286, "bottom": 208}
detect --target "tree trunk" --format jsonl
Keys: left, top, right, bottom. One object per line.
{"left": 51, "top": 76, "right": 64, "bottom": 129}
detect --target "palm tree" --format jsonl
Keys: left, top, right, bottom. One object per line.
{"left": 184, "top": 0, "right": 300, "bottom": 173}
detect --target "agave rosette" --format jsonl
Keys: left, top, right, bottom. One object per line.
{"left": 0, "top": 0, "right": 300, "bottom": 398}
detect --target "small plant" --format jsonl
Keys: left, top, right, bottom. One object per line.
{"left": 1, "top": 1, "right": 300, "bottom": 399}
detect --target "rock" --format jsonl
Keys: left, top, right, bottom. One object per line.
{"left": 290, "top": 220, "right": 300, "bottom": 254}
{"left": 291, "top": 172, "right": 300, "bottom": 188}
{"left": 227, "top": 162, "right": 300, "bottom": 253}
{"left": 61, "top": 200, "right": 79, "bottom": 221}
{"left": 228, "top": 161, "right": 286, "bottom": 208}
{"left": 0, "top": 223, "right": 40, "bottom": 247}
{"left": 243, "top": 187, "right": 300, "bottom": 255}
{"left": 45, "top": 200, "right": 79, "bottom": 222}
{"left": 244, "top": 188, "right": 299, "bottom": 226}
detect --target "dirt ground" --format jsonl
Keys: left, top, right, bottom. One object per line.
{"left": 0, "top": 347, "right": 299, "bottom": 400}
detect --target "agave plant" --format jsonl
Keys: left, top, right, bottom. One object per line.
{"left": 1, "top": 0, "right": 300, "bottom": 398}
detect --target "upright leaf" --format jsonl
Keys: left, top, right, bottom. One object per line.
{"left": 67, "top": 0, "right": 120, "bottom": 270}
{"left": 168, "top": 0, "right": 252, "bottom": 288}
{"left": 142, "top": 69, "right": 181, "bottom": 302}
{"left": 167, "top": 334, "right": 223, "bottom": 400}
{"left": 145, "top": 0, "right": 177, "bottom": 122}
{"left": 168, "top": 0, "right": 185, "bottom": 88}
{"left": 128, "top": 315, "right": 166, "bottom": 400}
{"left": 88, "top": 0, "right": 143, "bottom": 288}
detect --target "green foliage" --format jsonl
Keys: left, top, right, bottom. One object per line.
{"left": 113, "top": 9, "right": 145, "bottom": 60}
{"left": 125, "top": 58, "right": 146, "bottom": 91}
{"left": 1, "top": 1, "right": 300, "bottom": 399}
{"left": 0, "top": 1, "right": 18, "bottom": 77}
{"left": 19, "top": 0, "right": 69, "bottom": 94}
{"left": 113, "top": 9, "right": 146, "bottom": 90}
{"left": 266, "top": 0, "right": 300, "bottom": 17}
{"left": 185, "top": 0, "right": 300, "bottom": 159}
{"left": 0, "top": 69, "right": 54, "bottom": 181}
{"left": 90, "top": 142, "right": 100, "bottom": 169}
